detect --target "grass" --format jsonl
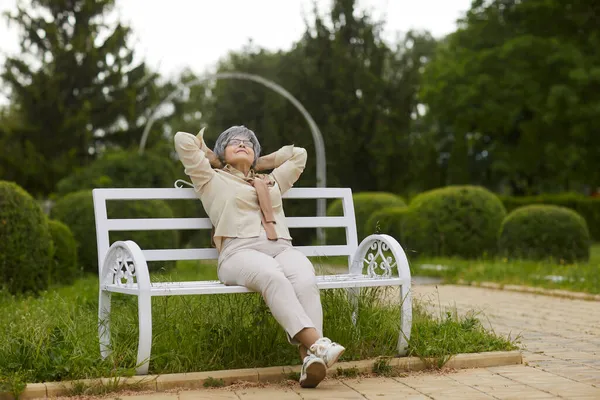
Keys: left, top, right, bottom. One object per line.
{"left": 412, "top": 243, "right": 600, "bottom": 295}
{"left": 0, "top": 261, "right": 516, "bottom": 398}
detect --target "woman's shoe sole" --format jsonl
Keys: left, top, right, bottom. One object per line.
{"left": 300, "top": 361, "right": 326, "bottom": 388}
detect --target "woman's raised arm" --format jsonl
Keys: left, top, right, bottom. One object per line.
{"left": 257, "top": 145, "right": 307, "bottom": 194}
{"left": 174, "top": 128, "right": 221, "bottom": 191}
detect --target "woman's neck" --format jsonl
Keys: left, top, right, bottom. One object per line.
{"left": 229, "top": 162, "right": 251, "bottom": 177}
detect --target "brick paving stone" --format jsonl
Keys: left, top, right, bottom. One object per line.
{"left": 178, "top": 389, "right": 239, "bottom": 399}
{"left": 235, "top": 387, "right": 302, "bottom": 399}
{"left": 414, "top": 284, "right": 600, "bottom": 396}
{"left": 343, "top": 377, "right": 425, "bottom": 399}
{"left": 119, "top": 394, "right": 177, "bottom": 400}
{"left": 293, "top": 380, "right": 366, "bottom": 399}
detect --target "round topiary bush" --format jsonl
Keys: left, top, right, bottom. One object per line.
{"left": 51, "top": 190, "right": 179, "bottom": 273}
{"left": 47, "top": 219, "right": 79, "bottom": 285}
{"left": 55, "top": 150, "right": 179, "bottom": 196}
{"left": 408, "top": 185, "right": 506, "bottom": 258}
{"left": 498, "top": 205, "right": 590, "bottom": 263}
{"left": 0, "top": 181, "right": 53, "bottom": 294}
{"left": 363, "top": 206, "right": 428, "bottom": 258}
{"left": 365, "top": 207, "right": 408, "bottom": 240}
{"left": 327, "top": 192, "right": 406, "bottom": 244}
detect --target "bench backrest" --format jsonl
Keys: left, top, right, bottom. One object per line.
{"left": 92, "top": 187, "right": 358, "bottom": 274}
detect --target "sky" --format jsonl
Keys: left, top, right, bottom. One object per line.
{"left": 0, "top": 0, "right": 472, "bottom": 80}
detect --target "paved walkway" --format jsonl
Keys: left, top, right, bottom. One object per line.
{"left": 82, "top": 285, "right": 600, "bottom": 399}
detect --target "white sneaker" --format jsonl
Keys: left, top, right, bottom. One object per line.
{"left": 308, "top": 337, "right": 345, "bottom": 368}
{"left": 299, "top": 354, "right": 326, "bottom": 388}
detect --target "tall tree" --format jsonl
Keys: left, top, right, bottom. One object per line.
{"left": 1, "top": 0, "right": 160, "bottom": 196}
{"left": 421, "top": 0, "right": 600, "bottom": 194}
{"left": 193, "top": 0, "right": 437, "bottom": 195}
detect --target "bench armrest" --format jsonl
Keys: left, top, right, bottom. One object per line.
{"left": 99, "top": 240, "right": 151, "bottom": 293}
{"left": 350, "top": 234, "right": 411, "bottom": 281}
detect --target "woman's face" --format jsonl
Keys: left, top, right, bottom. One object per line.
{"left": 224, "top": 136, "right": 255, "bottom": 167}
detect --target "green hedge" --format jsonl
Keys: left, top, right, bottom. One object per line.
{"left": 498, "top": 205, "right": 590, "bottom": 263}
{"left": 500, "top": 193, "right": 600, "bottom": 241}
{"left": 408, "top": 185, "right": 506, "bottom": 258}
{"left": 0, "top": 181, "right": 53, "bottom": 294}
{"left": 51, "top": 190, "right": 179, "bottom": 274}
{"left": 54, "top": 149, "right": 199, "bottom": 246}
{"left": 55, "top": 150, "right": 179, "bottom": 196}
{"left": 327, "top": 192, "right": 406, "bottom": 244}
{"left": 364, "top": 207, "right": 425, "bottom": 258}
{"left": 47, "top": 219, "right": 79, "bottom": 285}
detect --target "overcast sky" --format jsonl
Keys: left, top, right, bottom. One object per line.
{"left": 0, "top": 0, "right": 471, "bottom": 79}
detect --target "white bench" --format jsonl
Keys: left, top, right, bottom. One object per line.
{"left": 93, "top": 187, "right": 412, "bottom": 375}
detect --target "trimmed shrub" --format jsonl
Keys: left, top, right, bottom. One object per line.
{"left": 363, "top": 207, "right": 426, "bottom": 258}
{"left": 0, "top": 181, "right": 53, "bottom": 294}
{"left": 365, "top": 207, "right": 408, "bottom": 239}
{"left": 51, "top": 190, "right": 178, "bottom": 273}
{"left": 55, "top": 150, "right": 179, "bottom": 196}
{"left": 498, "top": 205, "right": 590, "bottom": 263}
{"left": 47, "top": 219, "right": 79, "bottom": 285}
{"left": 54, "top": 149, "right": 198, "bottom": 246}
{"left": 500, "top": 193, "right": 600, "bottom": 241}
{"left": 408, "top": 185, "right": 506, "bottom": 258}
{"left": 327, "top": 192, "right": 406, "bottom": 244}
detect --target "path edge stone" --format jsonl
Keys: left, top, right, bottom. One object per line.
{"left": 456, "top": 280, "right": 600, "bottom": 301}
{"left": 1, "top": 350, "right": 522, "bottom": 399}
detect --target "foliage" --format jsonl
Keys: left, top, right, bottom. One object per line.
{"left": 47, "top": 219, "right": 79, "bottom": 285}
{"left": 500, "top": 193, "right": 600, "bottom": 241}
{"left": 407, "top": 186, "right": 506, "bottom": 258}
{"left": 412, "top": 243, "right": 600, "bottom": 295}
{"left": 408, "top": 302, "right": 517, "bottom": 369}
{"left": 0, "top": 261, "right": 515, "bottom": 386}
{"left": 327, "top": 192, "right": 406, "bottom": 244}
{"left": 0, "top": 181, "right": 53, "bottom": 295}
{"left": 498, "top": 205, "right": 590, "bottom": 263}
{"left": 365, "top": 206, "right": 408, "bottom": 239}
{"left": 421, "top": 0, "right": 600, "bottom": 194}
{"left": 170, "top": 0, "right": 439, "bottom": 196}
{"left": 55, "top": 150, "right": 179, "bottom": 196}
{"left": 50, "top": 190, "right": 178, "bottom": 273}
{"left": 0, "top": 0, "right": 163, "bottom": 196}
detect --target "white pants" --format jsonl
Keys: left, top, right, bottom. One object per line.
{"left": 218, "top": 229, "right": 323, "bottom": 345}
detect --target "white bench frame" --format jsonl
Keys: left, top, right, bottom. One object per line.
{"left": 93, "top": 187, "right": 412, "bottom": 375}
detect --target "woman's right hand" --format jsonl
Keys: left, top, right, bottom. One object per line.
{"left": 197, "top": 127, "right": 223, "bottom": 169}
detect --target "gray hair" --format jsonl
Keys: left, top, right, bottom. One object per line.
{"left": 213, "top": 125, "right": 262, "bottom": 166}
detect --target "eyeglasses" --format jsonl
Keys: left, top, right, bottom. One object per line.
{"left": 228, "top": 138, "right": 254, "bottom": 149}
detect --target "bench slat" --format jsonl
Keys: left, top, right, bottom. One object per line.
{"left": 105, "top": 216, "right": 351, "bottom": 231}
{"left": 142, "top": 245, "right": 353, "bottom": 261}
{"left": 94, "top": 187, "right": 352, "bottom": 200}
{"left": 103, "top": 274, "right": 407, "bottom": 296}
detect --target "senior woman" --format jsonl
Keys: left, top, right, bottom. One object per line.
{"left": 174, "top": 125, "right": 344, "bottom": 388}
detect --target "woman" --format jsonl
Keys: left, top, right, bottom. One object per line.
{"left": 174, "top": 125, "right": 345, "bottom": 388}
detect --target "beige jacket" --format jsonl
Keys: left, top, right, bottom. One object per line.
{"left": 174, "top": 131, "right": 307, "bottom": 251}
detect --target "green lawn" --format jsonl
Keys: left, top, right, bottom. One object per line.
{"left": 412, "top": 244, "right": 600, "bottom": 294}
{"left": 0, "top": 260, "right": 515, "bottom": 397}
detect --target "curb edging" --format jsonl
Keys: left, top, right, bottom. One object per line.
{"left": 1, "top": 350, "right": 522, "bottom": 399}
{"left": 457, "top": 280, "right": 600, "bottom": 301}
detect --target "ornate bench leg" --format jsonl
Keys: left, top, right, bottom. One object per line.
{"left": 346, "top": 287, "right": 359, "bottom": 326}
{"left": 398, "top": 283, "right": 412, "bottom": 355}
{"left": 352, "top": 234, "right": 413, "bottom": 356}
{"left": 99, "top": 240, "right": 153, "bottom": 375}
{"left": 136, "top": 291, "right": 152, "bottom": 375}
{"left": 99, "top": 290, "right": 112, "bottom": 358}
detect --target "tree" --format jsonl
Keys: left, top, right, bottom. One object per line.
{"left": 188, "top": 0, "right": 437, "bottom": 195}
{"left": 421, "top": 0, "right": 600, "bottom": 194}
{"left": 1, "top": 0, "right": 161, "bottom": 196}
